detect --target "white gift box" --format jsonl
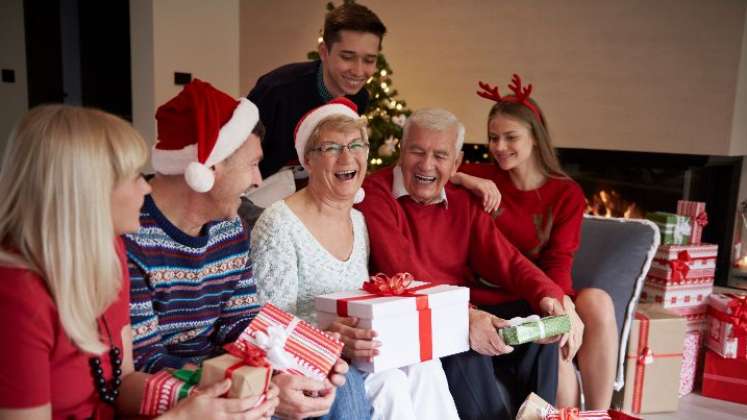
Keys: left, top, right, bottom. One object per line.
{"left": 640, "top": 276, "right": 714, "bottom": 309}
{"left": 314, "top": 281, "right": 469, "bottom": 372}
{"left": 706, "top": 293, "right": 747, "bottom": 359}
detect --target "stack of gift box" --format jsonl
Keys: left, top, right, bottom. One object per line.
{"left": 613, "top": 201, "right": 717, "bottom": 414}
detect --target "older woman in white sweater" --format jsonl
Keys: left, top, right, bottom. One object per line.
{"left": 250, "top": 98, "right": 459, "bottom": 420}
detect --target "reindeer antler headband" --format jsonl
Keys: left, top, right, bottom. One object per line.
{"left": 477, "top": 74, "right": 543, "bottom": 124}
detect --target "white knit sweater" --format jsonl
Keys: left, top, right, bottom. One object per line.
{"left": 250, "top": 200, "right": 370, "bottom": 322}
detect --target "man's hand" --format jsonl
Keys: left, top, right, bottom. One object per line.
{"left": 538, "top": 296, "right": 584, "bottom": 359}
{"left": 450, "top": 172, "right": 501, "bottom": 214}
{"left": 468, "top": 308, "right": 514, "bottom": 356}
{"left": 272, "top": 373, "right": 336, "bottom": 420}
{"left": 326, "top": 317, "right": 381, "bottom": 360}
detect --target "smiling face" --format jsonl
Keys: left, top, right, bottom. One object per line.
{"left": 209, "top": 134, "right": 263, "bottom": 218}
{"left": 487, "top": 113, "right": 536, "bottom": 173}
{"left": 399, "top": 123, "right": 461, "bottom": 204}
{"left": 306, "top": 126, "right": 368, "bottom": 202}
{"left": 319, "top": 30, "right": 380, "bottom": 97}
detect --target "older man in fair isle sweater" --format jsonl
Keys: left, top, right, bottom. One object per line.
{"left": 355, "top": 108, "right": 584, "bottom": 420}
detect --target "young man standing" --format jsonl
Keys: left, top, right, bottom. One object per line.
{"left": 247, "top": 3, "right": 386, "bottom": 178}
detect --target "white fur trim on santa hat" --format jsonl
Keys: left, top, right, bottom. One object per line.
{"left": 353, "top": 187, "right": 365, "bottom": 204}
{"left": 204, "top": 98, "right": 259, "bottom": 167}
{"left": 295, "top": 103, "right": 360, "bottom": 169}
{"left": 151, "top": 144, "right": 198, "bottom": 175}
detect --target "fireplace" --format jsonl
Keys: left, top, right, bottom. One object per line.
{"left": 462, "top": 145, "right": 744, "bottom": 287}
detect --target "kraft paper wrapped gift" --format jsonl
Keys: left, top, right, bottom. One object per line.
{"left": 646, "top": 212, "right": 691, "bottom": 245}
{"left": 612, "top": 304, "right": 686, "bottom": 414}
{"left": 200, "top": 352, "right": 271, "bottom": 399}
{"left": 499, "top": 314, "right": 570, "bottom": 345}
{"left": 315, "top": 274, "right": 469, "bottom": 372}
{"left": 236, "top": 303, "right": 344, "bottom": 380}
{"left": 705, "top": 293, "right": 747, "bottom": 360}
{"left": 676, "top": 200, "right": 708, "bottom": 245}
{"left": 701, "top": 349, "right": 747, "bottom": 404}
{"left": 639, "top": 244, "right": 717, "bottom": 309}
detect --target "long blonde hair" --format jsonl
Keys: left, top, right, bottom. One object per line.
{"left": 0, "top": 105, "right": 148, "bottom": 355}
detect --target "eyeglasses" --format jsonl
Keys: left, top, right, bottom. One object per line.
{"left": 311, "top": 141, "right": 370, "bottom": 156}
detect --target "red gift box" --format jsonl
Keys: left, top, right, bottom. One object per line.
{"left": 702, "top": 350, "right": 747, "bottom": 404}
{"left": 676, "top": 200, "right": 708, "bottom": 245}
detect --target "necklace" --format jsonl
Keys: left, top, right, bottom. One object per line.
{"left": 88, "top": 315, "right": 122, "bottom": 405}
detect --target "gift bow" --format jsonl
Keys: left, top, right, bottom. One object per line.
{"left": 556, "top": 407, "right": 581, "bottom": 420}
{"left": 171, "top": 368, "right": 202, "bottom": 401}
{"left": 695, "top": 211, "right": 708, "bottom": 227}
{"left": 637, "top": 347, "right": 654, "bottom": 365}
{"left": 225, "top": 342, "right": 270, "bottom": 368}
{"left": 725, "top": 294, "right": 747, "bottom": 337}
{"left": 673, "top": 217, "right": 692, "bottom": 243}
{"left": 362, "top": 272, "right": 415, "bottom": 295}
{"left": 668, "top": 251, "right": 692, "bottom": 282}
{"left": 247, "top": 324, "right": 300, "bottom": 371}
{"left": 507, "top": 315, "right": 547, "bottom": 339}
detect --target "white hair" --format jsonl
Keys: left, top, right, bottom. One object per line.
{"left": 401, "top": 108, "right": 465, "bottom": 153}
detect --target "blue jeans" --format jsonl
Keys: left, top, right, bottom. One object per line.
{"left": 274, "top": 367, "right": 371, "bottom": 420}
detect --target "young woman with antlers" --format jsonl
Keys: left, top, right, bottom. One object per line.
{"left": 461, "top": 74, "right": 618, "bottom": 410}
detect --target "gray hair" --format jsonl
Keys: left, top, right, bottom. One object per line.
{"left": 402, "top": 108, "right": 465, "bottom": 154}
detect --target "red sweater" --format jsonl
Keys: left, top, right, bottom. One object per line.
{"left": 356, "top": 167, "right": 564, "bottom": 311}
{"left": 0, "top": 239, "right": 130, "bottom": 419}
{"left": 460, "top": 163, "right": 585, "bottom": 296}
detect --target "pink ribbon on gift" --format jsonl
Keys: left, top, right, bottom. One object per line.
{"left": 336, "top": 272, "right": 436, "bottom": 362}
{"left": 668, "top": 251, "right": 692, "bottom": 282}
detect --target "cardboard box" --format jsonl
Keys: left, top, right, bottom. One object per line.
{"left": 613, "top": 304, "right": 686, "bottom": 414}
{"left": 315, "top": 281, "right": 469, "bottom": 372}
{"left": 200, "top": 354, "right": 271, "bottom": 398}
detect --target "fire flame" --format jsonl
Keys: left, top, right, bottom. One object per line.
{"left": 737, "top": 256, "right": 747, "bottom": 269}
{"left": 585, "top": 189, "right": 643, "bottom": 219}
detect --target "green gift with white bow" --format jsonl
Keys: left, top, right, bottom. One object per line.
{"left": 646, "top": 212, "right": 692, "bottom": 245}
{"left": 499, "top": 314, "right": 571, "bottom": 345}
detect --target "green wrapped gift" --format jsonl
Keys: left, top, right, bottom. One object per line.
{"left": 499, "top": 314, "right": 571, "bottom": 345}
{"left": 646, "top": 211, "right": 692, "bottom": 245}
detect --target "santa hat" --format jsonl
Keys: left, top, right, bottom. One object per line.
{"left": 294, "top": 97, "right": 366, "bottom": 203}
{"left": 152, "top": 79, "right": 259, "bottom": 192}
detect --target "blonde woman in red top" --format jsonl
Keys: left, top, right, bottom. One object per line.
{"left": 0, "top": 105, "right": 277, "bottom": 420}
{"left": 461, "top": 75, "right": 618, "bottom": 410}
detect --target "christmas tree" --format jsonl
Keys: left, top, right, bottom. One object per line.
{"left": 308, "top": 0, "right": 411, "bottom": 170}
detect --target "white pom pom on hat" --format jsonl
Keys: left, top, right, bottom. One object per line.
{"left": 294, "top": 97, "right": 366, "bottom": 202}
{"left": 151, "top": 79, "right": 259, "bottom": 192}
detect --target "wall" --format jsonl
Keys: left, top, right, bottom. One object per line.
{"left": 131, "top": 0, "right": 240, "bottom": 149}
{"left": 239, "top": 0, "right": 747, "bottom": 156}
{"left": 0, "top": 0, "right": 28, "bottom": 156}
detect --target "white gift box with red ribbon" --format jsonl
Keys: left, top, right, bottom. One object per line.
{"left": 640, "top": 244, "right": 717, "bottom": 309}
{"left": 314, "top": 277, "right": 469, "bottom": 372}
{"left": 706, "top": 293, "right": 747, "bottom": 360}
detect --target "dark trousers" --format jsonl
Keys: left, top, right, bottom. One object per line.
{"left": 442, "top": 300, "right": 559, "bottom": 420}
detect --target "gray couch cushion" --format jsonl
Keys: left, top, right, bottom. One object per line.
{"left": 571, "top": 216, "right": 659, "bottom": 390}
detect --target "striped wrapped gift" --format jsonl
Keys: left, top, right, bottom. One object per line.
{"left": 676, "top": 200, "right": 708, "bottom": 244}
{"left": 235, "top": 303, "right": 343, "bottom": 381}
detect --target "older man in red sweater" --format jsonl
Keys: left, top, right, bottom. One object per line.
{"left": 354, "top": 108, "right": 583, "bottom": 420}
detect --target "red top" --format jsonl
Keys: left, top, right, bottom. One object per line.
{"left": 0, "top": 238, "right": 130, "bottom": 420}
{"left": 460, "top": 163, "right": 585, "bottom": 296}
{"left": 356, "top": 167, "right": 564, "bottom": 311}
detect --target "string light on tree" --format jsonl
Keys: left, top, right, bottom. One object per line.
{"left": 308, "top": 0, "right": 412, "bottom": 170}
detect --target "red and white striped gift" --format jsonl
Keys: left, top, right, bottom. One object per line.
{"left": 236, "top": 303, "right": 343, "bottom": 381}
{"left": 676, "top": 201, "right": 708, "bottom": 244}
{"left": 640, "top": 276, "right": 713, "bottom": 309}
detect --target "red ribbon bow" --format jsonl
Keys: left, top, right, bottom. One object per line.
{"left": 556, "top": 407, "right": 581, "bottom": 420}
{"left": 668, "top": 251, "right": 692, "bottom": 282}
{"left": 695, "top": 211, "right": 709, "bottom": 227}
{"left": 725, "top": 294, "right": 747, "bottom": 337}
{"left": 362, "top": 272, "right": 415, "bottom": 296}
{"left": 637, "top": 347, "right": 654, "bottom": 365}
{"left": 225, "top": 342, "right": 270, "bottom": 368}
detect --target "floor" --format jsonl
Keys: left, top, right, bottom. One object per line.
{"left": 645, "top": 393, "right": 746, "bottom": 419}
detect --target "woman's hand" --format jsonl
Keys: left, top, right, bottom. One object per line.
{"left": 160, "top": 378, "right": 279, "bottom": 420}
{"left": 326, "top": 317, "right": 381, "bottom": 360}
{"left": 450, "top": 172, "right": 501, "bottom": 214}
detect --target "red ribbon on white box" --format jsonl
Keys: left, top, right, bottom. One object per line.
{"left": 336, "top": 273, "right": 436, "bottom": 362}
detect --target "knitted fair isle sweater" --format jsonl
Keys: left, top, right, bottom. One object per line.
{"left": 124, "top": 195, "right": 260, "bottom": 373}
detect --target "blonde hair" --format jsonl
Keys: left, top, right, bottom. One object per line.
{"left": 0, "top": 105, "right": 148, "bottom": 355}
